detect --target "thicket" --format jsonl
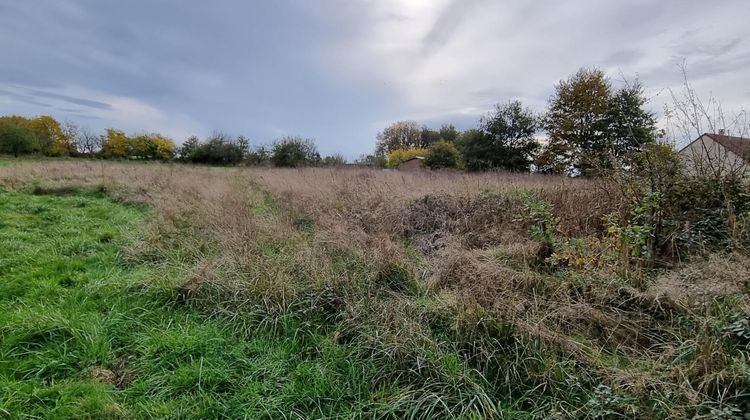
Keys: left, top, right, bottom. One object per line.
{"left": 0, "top": 115, "right": 77, "bottom": 157}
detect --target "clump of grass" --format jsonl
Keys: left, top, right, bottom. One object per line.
{"left": 1, "top": 160, "right": 748, "bottom": 417}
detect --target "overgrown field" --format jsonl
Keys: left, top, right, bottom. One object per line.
{"left": 1, "top": 160, "right": 748, "bottom": 418}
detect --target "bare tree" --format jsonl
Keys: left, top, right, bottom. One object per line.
{"left": 664, "top": 62, "right": 749, "bottom": 178}
{"left": 77, "top": 126, "right": 101, "bottom": 155}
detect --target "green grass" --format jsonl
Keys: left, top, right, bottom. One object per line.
{"left": 0, "top": 190, "right": 400, "bottom": 418}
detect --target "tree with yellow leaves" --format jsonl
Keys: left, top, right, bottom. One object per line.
{"left": 387, "top": 147, "right": 427, "bottom": 168}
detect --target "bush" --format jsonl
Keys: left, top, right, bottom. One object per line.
{"left": 179, "top": 133, "right": 245, "bottom": 165}
{"left": 0, "top": 120, "right": 38, "bottom": 156}
{"left": 387, "top": 148, "right": 427, "bottom": 169}
{"left": 101, "top": 129, "right": 176, "bottom": 160}
{"left": 424, "top": 140, "right": 460, "bottom": 169}
{"left": 321, "top": 154, "right": 347, "bottom": 166}
{"left": 271, "top": 137, "right": 320, "bottom": 167}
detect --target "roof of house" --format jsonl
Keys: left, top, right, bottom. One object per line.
{"left": 403, "top": 156, "right": 425, "bottom": 162}
{"left": 705, "top": 133, "right": 750, "bottom": 161}
{"left": 679, "top": 133, "right": 750, "bottom": 162}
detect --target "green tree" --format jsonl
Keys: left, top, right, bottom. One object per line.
{"left": 271, "top": 137, "right": 320, "bottom": 167}
{"left": 539, "top": 68, "right": 611, "bottom": 176}
{"left": 0, "top": 120, "right": 37, "bottom": 156}
{"left": 245, "top": 146, "right": 271, "bottom": 166}
{"left": 236, "top": 135, "right": 250, "bottom": 160}
{"left": 375, "top": 121, "right": 421, "bottom": 155}
{"left": 179, "top": 136, "right": 201, "bottom": 161}
{"left": 438, "top": 124, "right": 459, "bottom": 142}
{"left": 424, "top": 140, "right": 460, "bottom": 169}
{"left": 461, "top": 101, "right": 539, "bottom": 171}
{"left": 419, "top": 126, "right": 442, "bottom": 148}
{"left": 605, "top": 81, "right": 657, "bottom": 162}
{"left": 356, "top": 153, "right": 387, "bottom": 167}
{"left": 321, "top": 154, "right": 347, "bottom": 166}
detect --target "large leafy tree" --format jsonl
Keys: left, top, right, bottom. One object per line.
{"left": 101, "top": 129, "right": 130, "bottom": 158}
{"left": 438, "top": 124, "right": 459, "bottom": 142}
{"left": 538, "top": 68, "right": 656, "bottom": 176}
{"left": 605, "top": 81, "right": 657, "bottom": 161}
{"left": 375, "top": 121, "right": 421, "bottom": 155}
{"left": 28, "top": 116, "right": 73, "bottom": 156}
{"left": 461, "top": 101, "right": 539, "bottom": 171}
{"left": 419, "top": 126, "right": 442, "bottom": 148}
{"left": 538, "top": 68, "right": 611, "bottom": 175}
{"left": 0, "top": 115, "right": 75, "bottom": 156}
{"left": 0, "top": 119, "right": 38, "bottom": 156}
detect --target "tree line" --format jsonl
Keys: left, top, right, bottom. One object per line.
{"left": 1, "top": 66, "right": 738, "bottom": 175}
{"left": 0, "top": 116, "right": 344, "bottom": 167}
{"left": 367, "top": 67, "right": 658, "bottom": 176}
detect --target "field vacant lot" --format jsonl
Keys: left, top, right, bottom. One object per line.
{"left": 1, "top": 160, "right": 748, "bottom": 418}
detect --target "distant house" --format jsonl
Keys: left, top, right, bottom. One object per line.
{"left": 399, "top": 156, "right": 425, "bottom": 171}
{"left": 679, "top": 132, "right": 750, "bottom": 176}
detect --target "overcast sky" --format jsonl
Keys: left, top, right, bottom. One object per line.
{"left": 1, "top": 0, "right": 748, "bottom": 157}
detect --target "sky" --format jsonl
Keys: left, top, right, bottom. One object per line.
{"left": 0, "top": 0, "right": 748, "bottom": 157}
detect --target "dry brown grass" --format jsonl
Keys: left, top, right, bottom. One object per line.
{"left": 2, "top": 160, "right": 748, "bottom": 418}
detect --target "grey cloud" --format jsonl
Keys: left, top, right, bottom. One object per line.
{"left": 0, "top": 0, "right": 747, "bottom": 157}
{"left": 0, "top": 88, "right": 53, "bottom": 108}
{"left": 22, "top": 88, "right": 112, "bottom": 110}
{"left": 604, "top": 49, "right": 645, "bottom": 66}
{"left": 421, "top": 0, "right": 480, "bottom": 54}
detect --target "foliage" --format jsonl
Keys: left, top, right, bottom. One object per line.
{"left": 605, "top": 81, "right": 657, "bottom": 163}
{"left": 375, "top": 121, "right": 422, "bottom": 155}
{"left": 386, "top": 147, "right": 427, "bottom": 168}
{"left": 424, "top": 140, "right": 460, "bottom": 169}
{"left": 101, "top": 129, "right": 131, "bottom": 158}
{"left": 0, "top": 115, "right": 77, "bottom": 157}
{"left": 179, "top": 133, "right": 246, "bottom": 165}
{"left": 538, "top": 68, "right": 612, "bottom": 175}
{"left": 438, "top": 124, "right": 459, "bottom": 142}
{"left": 520, "top": 191, "right": 560, "bottom": 247}
{"left": 604, "top": 192, "right": 659, "bottom": 266}
{"left": 463, "top": 101, "right": 539, "bottom": 171}
{"left": 321, "top": 154, "right": 347, "bottom": 166}
{"left": 101, "top": 129, "right": 175, "bottom": 160}
{"left": 538, "top": 68, "right": 656, "bottom": 176}
{"left": 178, "top": 135, "right": 201, "bottom": 160}
{"left": 271, "top": 136, "right": 320, "bottom": 167}
{"left": 0, "top": 119, "right": 38, "bottom": 156}
{"left": 355, "top": 153, "right": 387, "bottom": 168}
{"left": 28, "top": 115, "right": 75, "bottom": 156}
{"left": 245, "top": 145, "right": 271, "bottom": 166}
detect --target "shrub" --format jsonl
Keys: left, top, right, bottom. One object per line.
{"left": 387, "top": 148, "right": 427, "bottom": 169}
{"left": 0, "top": 120, "right": 38, "bottom": 156}
{"left": 321, "top": 154, "right": 347, "bottom": 166}
{"left": 424, "top": 140, "right": 460, "bottom": 169}
{"left": 101, "top": 129, "right": 176, "bottom": 160}
{"left": 245, "top": 146, "right": 271, "bottom": 166}
{"left": 271, "top": 137, "right": 320, "bottom": 167}
{"left": 180, "top": 133, "right": 245, "bottom": 165}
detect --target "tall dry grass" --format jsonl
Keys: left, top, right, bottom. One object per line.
{"left": 2, "top": 160, "right": 748, "bottom": 418}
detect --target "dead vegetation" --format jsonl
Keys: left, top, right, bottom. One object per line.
{"left": 2, "top": 160, "right": 748, "bottom": 418}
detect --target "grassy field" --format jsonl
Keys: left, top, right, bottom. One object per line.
{"left": 0, "top": 190, "right": 392, "bottom": 418}
{"left": 0, "top": 159, "right": 748, "bottom": 418}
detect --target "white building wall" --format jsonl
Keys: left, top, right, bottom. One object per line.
{"left": 680, "top": 135, "right": 747, "bottom": 176}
